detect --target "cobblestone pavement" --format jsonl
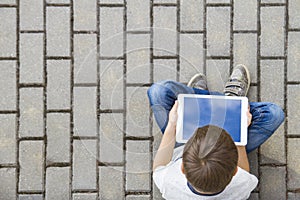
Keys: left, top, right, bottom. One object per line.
{"left": 0, "top": 0, "right": 300, "bottom": 199}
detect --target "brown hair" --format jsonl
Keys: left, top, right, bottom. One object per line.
{"left": 182, "top": 125, "right": 238, "bottom": 193}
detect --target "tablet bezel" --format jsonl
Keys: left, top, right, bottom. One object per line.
{"left": 176, "top": 94, "right": 248, "bottom": 146}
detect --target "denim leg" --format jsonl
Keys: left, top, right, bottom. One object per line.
{"left": 147, "top": 80, "right": 215, "bottom": 133}
{"left": 246, "top": 102, "right": 285, "bottom": 153}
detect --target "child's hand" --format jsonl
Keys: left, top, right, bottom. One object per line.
{"left": 168, "top": 101, "right": 178, "bottom": 127}
{"left": 247, "top": 106, "right": 252, "bottom": 127}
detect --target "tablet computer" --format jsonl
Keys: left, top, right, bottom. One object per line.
{"left": 176, "top": 94, "right": 248, "bottom": 146}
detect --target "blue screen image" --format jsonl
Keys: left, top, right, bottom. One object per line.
{"left": 183, "top": 97, "right": 242, "bottom": 142}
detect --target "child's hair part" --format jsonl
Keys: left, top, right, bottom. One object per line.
{"left": 182, "top": 125, "right": 238, "bottom": 193}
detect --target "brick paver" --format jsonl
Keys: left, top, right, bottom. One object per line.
{"left": 0, "top": 1, "right": 299, "bottom": 199}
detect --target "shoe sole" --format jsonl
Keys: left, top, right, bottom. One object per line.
{"left": 235, "top": 64, "right": 251, "bottom": 95}
{"left": 187, "top": 73, "right": 206, "bottom": 87}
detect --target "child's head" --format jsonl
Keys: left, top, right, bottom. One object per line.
{"left": 182, "top": 125, "right": 238, "bottom": 194}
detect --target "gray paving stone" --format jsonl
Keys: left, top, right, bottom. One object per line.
{"left": 248, "top": 193, "right": 259, "bottom": 200}
{"left": 20, "top": 33, "right": 44, "bottom": 84}
{"left": 47, "top": 60, "right": 71, "bottom": 110}
{"left": 179, "top": 34, "right": 203, "bottom": 82}
{"left": 0, "top": 0, "right": 15, "bottom": 4}
{"left": 0, "top": 8, "right": 16, "bottom": 57}
{"left": 74, "top": 87, "right": 97, "bottom": 137}
{"left": 99, "top": 0, "right": 123, "bottom": 3}
{"left": 127, "top": 0, "right": 150, "bottom": 31}
{"left": 19, "top": 88, "right": 44, "bottom": 137}
{"left": 99, "top": 166, "right": 124, "bottom": 200}
{"left": 207, "top": 0, "right": 230, "bottom": 3}
{"left": 248, "top": 149, "right": 259, "bottom": 179}
{"left": 99, "top": 113, "right": 123, "bottom": 163}
{"left": 289, "top": 0, "right": 300, "bottom": 29}
{"left": 19, "top": 141, "right": 44, "bottom": 191}
{"left": 0, "top": 114, "right": 16, "bottom": 164}
{"left": 207, "top": 7, "right": 230, "bottom": 56}
{"left": 260, "top": 60, "right": 284, "bottom": 108}
{"left": 126, "top": 140, "right": 151, "bottom": 191}
{"left": 233, "top": 33, "right": 257, "bottom": 83}
{"left": 126, "top": 195, "right": 151, "bottom": 200}
{"left": 260, "top": 124, "right": 285, "bottom": 164}
{"left": 74, "top": 34, "right": 97, "bottom": 84}
{"left": 260, "top": 166, "right": 286, "bottom": 200}
{"left": 154, "top": 59, "right": 177, "bottom": 82}
{"left": 46, "top": 7, "right": 70, "bottom": 57}
{"left": 74, "top": 0, "right": 97, "bottom": 31}
{"left": 45, "top": 167, "right": 70, "bottom": 200}
{"left": 287, "top": 138, "right": 300, "bottom": 189}
{"left": 287, "top": 85, "right": 300, "bottom": 136}
{"left": 100, "top": 60, "right": 124, "bottom": 109}
{"left": 73, "top": 140, "right": 97, "bottom": 190}
{"left": 100, "top": 7, "right": 124, "bottom": 57}
{"left": 287, "top": 32, "right": 300, "bottom": 81}
{"left": 180, "top": 0, "right": 203, "bottom": 31}
{"left": 153, "top": 6, "right": 177, "bottom": 56}
{"left": 73, "top": 193, "right": 97, "bottom": 200}
{"left": 233, "top": 0, "right": 257, "bottom": 30}
{"left": 0, "top": 61, "right": 16, "bottom": 110}
{"left": 0, "top": 168, "right": 16, "bottom": 199}
{"left": 19, "top": 194, "right": 43, "bottom": 200}
{"left": 260, "top": 7, "right": 285, "bottom": 57}
{"left": 288, "top": 192, "right": 300, "bottom": 200}
{"left": 206, "top": 59, "right": 230, "bottom": 93}
{"left": 261, "top": 0, "right": 285, "bottom": 3}
{"left": 20, "top": 0, "right": 43, "bottom": 30}
{"left": 126, "top": 34, "right": 150, "bottom": 83}
{"left": 46, "top": 113, "right": 70, "bottom": 163}
{"left": 153, "top": 181, "right": 164, "bottom": 200}
{"left": 126, "top": 87, "right": 150, "bottom": 137}
{"left": 248, "top": 86, "right": 258, "bottom": 102}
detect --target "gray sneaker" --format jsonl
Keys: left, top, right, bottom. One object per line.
{"left": 224, "top": 64, "right": 250, "bottom": 96}
{"left": 187, "top": 73, "right": 208, "bottom": 90}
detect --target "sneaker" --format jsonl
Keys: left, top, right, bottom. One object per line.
{"left": 187, "top": 73, "right": 208, "bottom": 90}
{"left": 224, "top": 64, "right": 250, "bottom": 96}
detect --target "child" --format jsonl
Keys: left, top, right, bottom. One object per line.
{"left": 147, "top": 65, "right": 284, "bottom": 199}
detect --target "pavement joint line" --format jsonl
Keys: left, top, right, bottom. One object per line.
{"left": 0, "top": 110, "right": 17, "bottom": 114}
{"left": 18, "top": 191, "right": 44, "bottom": 195}
{"left": 289, "top": 28, "right": 300, "bottom": 32}
{"left": 233, "top": 30, "right": 258, "bottom": 34}
{"left": 98, "top": 162, "right": 125, "bottom": 167}
{"left": 230, "top": 0, "right": 234, "bottom": 74}
{"left": 46, "top": 56, "right": 71, "bottom": 60}
{"left": 206, "top": 3, "right": 232, "bottom": 7}
{"left": 98, "top": 109, "right": 124, "bottom": 114}
{"left": 99, "top": 56, "right": 124, "bottom": 60}
{"left": 0, "top": 57, "right": 17, "bottom": 60}
{"left": 72, "top": 189, "right": 98, "bottom": 193}
{"left": 257, "top": 0, "right": 262, "bottom": 199}
{"left": 20, "top": 30, "right": 44, "bottom": 34}
{"left": 203, "top": 0, "right": 207, "bottom": 75}
{"left": 46, "top": 3, "right": 71, "bottom": 7}
{"left": 287, "top": 81, "right": 300, "bottom": 85}
{"left": 73, "top": 30, "right": 98, "bottom": 34}
{"left": 0, "top": 4, "right": 17, "bottom": 8}
{"left": 72, "top": 136, "right": 98, "bottom": 140}
{"left": 206, "top": 56, "right": 231, "bottom": 60}
{"left": 46, "top": 163, "right": 70, "bottom": 168}
{"left": 125, "top": 136, "right": 153, "bottom": 141}
{"left": 260, "top": 3, "right": 286, "bottom": 7}
{"left": 98, "top": 3, "right": 124, "bottom": 7}
{"left": 74, "top": 83, "right": 98, "bottom": 87}
{"left": 47, "top": 109, "right": 71, "bottom": 113}
{"left": 125, "top": 191, "right": 151, "bottom": 195}
{"left": 153, "top": 3, "right": 177, "bottom": 7}
{"left": 19, "top": 83, "right": 44, "bottom": 88}
{"left": 126, "top": 83, "right": 152, "bottom": 87}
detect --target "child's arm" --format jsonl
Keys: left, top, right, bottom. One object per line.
{"left": 236, "top": 146, "right": 250, "bottom": 172}
{"left": 236, "top": 107, "right": 252, "bottom": 172}
{"left": 153, "top": 101, "right": 178, "bottom": 171}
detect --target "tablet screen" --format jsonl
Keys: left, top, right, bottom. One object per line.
{"left": 182, "top": 96, "right": 242, "bottom": 142}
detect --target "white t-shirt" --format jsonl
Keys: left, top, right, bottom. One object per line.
{"left": 153, "top": 146, "right": 258, "bottom": 200}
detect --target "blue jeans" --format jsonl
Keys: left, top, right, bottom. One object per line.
{"left": 147, "top": 80, "right": 285, "bottom": 153}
